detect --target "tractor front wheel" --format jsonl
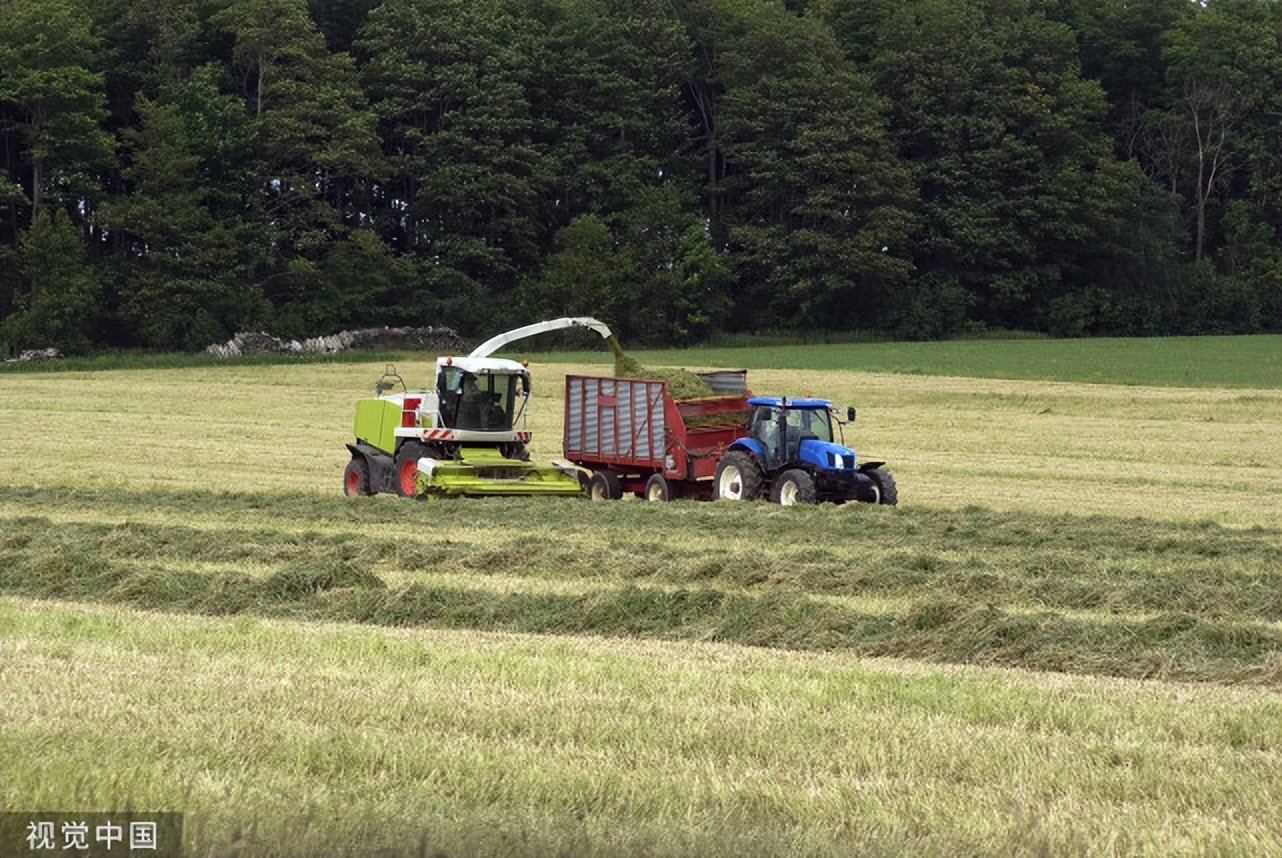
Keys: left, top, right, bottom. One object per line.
{"left": 343, "top": 457, "right": 372, "bottom": 497}
{"left": 772, "top": 469, "right": 816, "bottom": 506}
{"left": 394, "top": 441, "right": 428, "bottom": 497}
{"left": 713, "top": 451, "right": 763, "bottom": 501}
{"left": 866, "top": 468, "right": 898, "bottom": 506}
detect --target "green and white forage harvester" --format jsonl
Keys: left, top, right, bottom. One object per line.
{"left": 343, "top": 317, "right": 612, "bottom": 498}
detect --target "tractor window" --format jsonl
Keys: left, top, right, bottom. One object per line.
{"left": 749, "top": 405, "right": 785, "bottom": 469}
{"left": 791, "top": 409, "right": 832, "bottom": 443}
{"left": 784, "top": 408, "right": 832, "bottom": 462}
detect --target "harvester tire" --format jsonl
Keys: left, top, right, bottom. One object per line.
{"left": 343, "top": 458, "right": 372, "bottom": 497}
{"left": 394, "top": 441, "right": 429, "bottom": 498}
{"left": 588, "top": 470, "right": 622, "bottom": 501}
{"left": 713, "top": 451, "right": 762, "bottom": 501}
{"left": 644, "top": 473, "right": 677, "bottom": 502}
{"left": 867, "top": 468, "right": 898, "bottom": 506}
{"left": 772, "top": 469, "right": 816, "bottom": 506}
{"left": 500, "top": 441, "right": 530, "bottom": 461}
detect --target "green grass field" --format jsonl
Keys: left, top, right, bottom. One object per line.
{"left": 2, "top": 336, "right": 1279, "bottom": 857}
{"left": 5, "top": 333, "right": 1278, "bottom": 388}
{"left": 541, "top": 333, "right": 1282, "bottom": 388}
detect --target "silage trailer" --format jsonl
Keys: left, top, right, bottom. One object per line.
{"left": 563, "top": 370, "right": 753, "bottom": 501}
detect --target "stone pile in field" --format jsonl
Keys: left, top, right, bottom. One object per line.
{"left": 206, "top": 326, "right": 466, "bottom": 358}
{"left": 4, "top": 348, "right": 63, "bottom": 364}
{"left": 605, "top": 334, "right": 714, "bottom": 400}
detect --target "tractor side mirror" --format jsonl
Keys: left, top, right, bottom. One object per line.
{"left": 847, "top": 407, "right": 857, "bottom": 422}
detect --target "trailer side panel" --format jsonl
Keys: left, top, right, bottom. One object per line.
{"left": 564, "top": 376, "right": 667, "bottom": 468}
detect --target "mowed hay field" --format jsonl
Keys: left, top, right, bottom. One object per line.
{"left": 2, "top": 337, "right": 1280, "bottom": 857}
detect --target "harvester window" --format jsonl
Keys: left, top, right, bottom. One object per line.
{"left": 455, "top": 372, "right": 515, "bottom": 431}
{"left": 438, "top": 367, "right": 463, "bottom": 426}
{"left": 457, "top": 374, "right": 487, "bottom": 429}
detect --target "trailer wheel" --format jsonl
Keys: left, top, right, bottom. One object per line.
{"left": 394, "top": 441, "right": 428, "bottom": 497}
{"left": 343, "top": 457, "right": 372, "bottom": 497}
{"left": 866, "top": 468, "right": 898, "bottom": 506}
{"left": 588, "top": 470, "right": 622, "bottom": 501}
{"left": 772, "top": 469, "right": 816, "bottom": 506}
{"left": 644, "top": 473, "right": 678, "bottom": 502}
{"left": 713, "top": 451, "right": 762, "bottom": 501}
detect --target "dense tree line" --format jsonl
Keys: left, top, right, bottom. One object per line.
{"left": 1, "top": 0, "right": 1278, "bottom": 354}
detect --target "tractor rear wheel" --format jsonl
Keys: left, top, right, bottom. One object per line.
{"left": 772, "top": 468, "right": 816, "bottom": 505}
{"left": 394, "top": 441, "right": 428, "bottom": 497}
{"left": 343, "top": 457, "right": 372, "bottom": 497}
{"left": 866, "top": 468, "right": 898, "bottom": 506}
{"left": 713, "top": 451, "right": 762, "bottom": 501}
{"left": 644, "top": 473, "right": 677, "bottom": 502}
{"left": 588, "top": 470, "right": 622, "bottom": 501}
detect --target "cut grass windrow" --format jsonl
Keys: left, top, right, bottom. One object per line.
{"left": 4, "top": 598, "right": 1280, "bottom": 858}
{"left": 4, "top": 487, "right": 1278, "bottom": 685}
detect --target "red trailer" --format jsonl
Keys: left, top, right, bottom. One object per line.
{"left": 563, "top": 370, "right": 752, "bottom": 501}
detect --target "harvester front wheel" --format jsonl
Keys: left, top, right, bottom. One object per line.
{"left": 644, "top": 473, "right": 677, "bottom": 502}
{"left": 772, "top": 469, "right": 816, "bottom": 506}
{"left": 343, "top": 458, "right": 372, "bottom": 497}
{"left": 500, "top": 442, "right": 530, "bottom": 461}
{"left": 713, "top": 451, "right": 762, "bottom": 501}
{"left": 588, "top": 470, "right": 622, "bottom": 501}
{"left": 394, "top": 441, "right": 428, "bottom": 497}
{"left": 866, "top": 468, "right": 898, "bottom": 506}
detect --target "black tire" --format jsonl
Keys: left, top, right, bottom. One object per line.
{"left": 644, "top": 473, "right": 678, "bottom": 502}
{"left": 394, "top": 441, "right": 429, "bottom": 498}
{"left": 866, "top": 467, "right": 898, "bottom": 506}
{"left": 343, "top": 457, "right": 372, "bottom": 497}
{"left": 771, "top": 468, "right": 816, "bottom": 506}
{"left": 712, "top": 451, "right": 763, "bottom": 501}
{"left": 588, "top": 470, "right": 622, "bottom": 501}
{"left": 500, "top": 442, "right": 530, "bottom": 461}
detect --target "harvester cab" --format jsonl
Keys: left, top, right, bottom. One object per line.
{"left": 712, "top": 396, "right": 898, "bottom": 506}
{"left": 344, "top": 317, "right": 612, "bottom": 498}
{"left": 435, "top": 356, "right": 531, "bottom": 442}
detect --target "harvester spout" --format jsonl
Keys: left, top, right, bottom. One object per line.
{"left": 467, "top": 317, "right": 613, "bottom": 359}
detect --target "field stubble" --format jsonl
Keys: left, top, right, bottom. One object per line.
{"left": 2, "top": 355, "right": 1280, "bottom": 856}
{"left": 3, "top": 598, "right": 1279, "bottom": 858}
{"left": 2, "top": 361, "right": 1275, "bottom": 524}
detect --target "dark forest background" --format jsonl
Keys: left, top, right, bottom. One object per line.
{"left": 2, "top": 0, "right": 1279, "bottom": 354}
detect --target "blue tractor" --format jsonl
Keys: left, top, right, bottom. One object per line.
{"left": 711, "top": 396, "right": 897, "bottom": 506}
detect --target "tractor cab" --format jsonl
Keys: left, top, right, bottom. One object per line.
{"left": 436, "top": 357, "right": 530, "bottom": 433}
{"left": 746, "top": 397, "right": 857, "bottom": 473}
